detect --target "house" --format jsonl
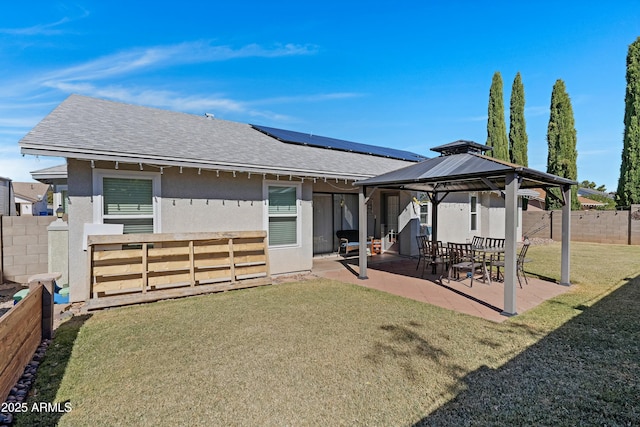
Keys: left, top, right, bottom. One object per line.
{"left": 30, "top": 164, "right": 68, "bottom": 215}
{"left": 19, "top": 95, "right": 541, "bottom": 304}
{"left": 11, "top": 182, "right": 51, "bottom": 216}
{"left": 0, "top": 176, "right": 16, "bottom": 216}
{"left": 19, "top": 94, "right": 430, "bottom": 302}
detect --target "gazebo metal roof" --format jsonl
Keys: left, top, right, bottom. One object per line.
{"left": 351, "top": 140, "right": 575, "bottom": 316}
{"left": 355, "top": 151, "right": 576, "bottom": 193}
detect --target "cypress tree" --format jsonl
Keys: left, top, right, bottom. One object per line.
{"left": 486, "top": 72, "right": 509, "bottom": 161}
{"left": 616, "top": 36, "right": 640, "bottom": 207}
{"left": 509, "top": 72, "right": 528, "bottom": 166}
{"left": 546, "top": 79, "right": 580, "bottom": 210}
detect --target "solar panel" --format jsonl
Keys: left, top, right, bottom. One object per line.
{"left": 251, "top": 124, "right": 427, "bottom": 162}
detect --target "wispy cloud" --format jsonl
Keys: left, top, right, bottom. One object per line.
{"left": 0, "top": 8, "right": 89, "bottom": 36}
{"left": 1, "top": 40, "right": 321, "bottom": 132}
{"left": 0, "top": 152, "right": 62, "bottom": 182}
{"left": 525, "top": 105, "right": 548, "bottom": 117}
{"left": 465, "top": 115, "right": 488, "bottom": 122}
{"left": 44, "top": 82, "right": 294, "bottom": 122}
{"left": 0, "top": 116, "right": 44, "bottom": 128}
{"left": 250, "top": 92, "right": 363, "bottom": 106}
{"left": 460, "top": 104, "right": 548, "bottom": 123}
{"left": 579, "top": 149, "right": 611, "bottom": 156}
{"left": 40, "top": 41, "right": 317, "bottom": 85}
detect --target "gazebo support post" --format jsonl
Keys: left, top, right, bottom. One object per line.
{"left": 560, "top": 184, "right": 571, "bottom": 286}
{"left": 428, "top": 191, "right": 448, "bottom": 274}
{"left": 358, "top": 186, "right": 368, "bottom": 279}
{"left": 502, "top": 172, "right": 519, "bottom": 316}
{"left": 429, "top": 192, "right": 439, "bottom": 245}
{"left": 429, "top": 192, "right": 439, "bottom": 274}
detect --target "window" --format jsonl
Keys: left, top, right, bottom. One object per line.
{"left": 93, "top": 170, "right": 160, "bottom": 234}
{"left": 418, "top": 201, "right": 431, "bottom": 236}
{"left": 419, "top": 202, "right": 429, "bottom": 225}
{"left": 266, "top": 183, "right": 300, "bottom": 246}
{"left": 470, "top": 194, "right": 478, "bottom": 231}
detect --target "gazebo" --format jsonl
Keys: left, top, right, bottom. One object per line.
{"left": 354, "top": 140, "right": 576, "bottom": 316}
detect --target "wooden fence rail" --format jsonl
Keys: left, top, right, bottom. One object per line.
{"left": 0, "top": 285, "right": 43, "bottom": 402}
{"left": 87, "top": 231, "right": 271, "bottom": 310}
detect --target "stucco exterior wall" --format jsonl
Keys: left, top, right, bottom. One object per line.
{"left": 66, "top": 160, "right": 314, "bottom": 302}
{"left": 67, "top": 159, "right": 94, "bottom": 302}
{"left": 398, "top": 192, "right": 420, "bottom": 256}
{"left": 436, "top": 193, "right": 472, "bottom": 243}
{"left": 434, "top": 192, "right": 523, "bottom": 244}
{"left": 160, "top": 168, "right": 264, "bottom": 232}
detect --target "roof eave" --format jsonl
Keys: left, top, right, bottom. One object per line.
{"left": 20, "top": 145, "right": 374, "bottom": 182}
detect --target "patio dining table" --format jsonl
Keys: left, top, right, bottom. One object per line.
{"left": 472, "top": 245, "right": 505, "bottom": 285}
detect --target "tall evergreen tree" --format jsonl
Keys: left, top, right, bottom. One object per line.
{"left": 486, "top": 72, "right": 509, "bottom": 161}
{"left": 616, "top": 36, "right": 640, "bottom": 207}
{"left": 509, "top": 72, "right": 528, "bottom": 166}
{"left": 546, "top": 79, "right": 580, "bottom": 210}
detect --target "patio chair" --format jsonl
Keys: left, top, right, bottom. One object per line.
{"left": 516, "top": 241, "right": 532, "bottom": 286}
{"left": 415, "top": 235, "right": 429, "bottom": 270}
{"left": 444, "top": 242, "right": 486, "bottom": 287}
{"left": 484, "top": 237, "right": 505, "bottom": 249}
{"left": 471, "top": 236, "right": 485, "bottom": 248}
{"left": 491, "top": 241, "right": 531, "bottom": 288}
{"left": 425, "top": 240, "right": 449, "bottom": 275}
{"left": 485, "top": 238, "right": 505, "bottom": 279}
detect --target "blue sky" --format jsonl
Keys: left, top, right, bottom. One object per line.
{"left": 1, "top": 1, "right": 639, "bottom": 191}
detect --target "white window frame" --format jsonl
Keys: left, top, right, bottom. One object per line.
{"left": 469, "top": 193, "right": 478, "bottom": 232}
{"left": 263, "top": 180, "right": 302, "bottom": 248}
{"left": 92, "top": 169, "right": 161, "bottom": 233}
{"left": 419, "top": 201, "right": 429, "bottom": 226}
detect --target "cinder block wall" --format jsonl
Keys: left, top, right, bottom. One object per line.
{"left": 523, "top": 206, "right": 640, "bottom": 245}
{"left": 521, "top": 211, "right": 552, "bottom": 239}
{"left": 563, "top": 211, "right": 628, "bottom": 244}
{"left": 1, "top": 216, "right": 56, "bottom": 284}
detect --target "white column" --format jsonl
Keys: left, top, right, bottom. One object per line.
{"left": 358, "top": 187, "right": 368, "bottom": 279}
{"left": 48, "top": 218, "right": 69, "bottom": 286}
{"left": 560, "top": 185, "right": 571, "bottom": 286}
{"left": 502, "top": 172, "right": 519, "bottom": 316}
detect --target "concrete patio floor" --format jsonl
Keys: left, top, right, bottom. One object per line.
{"left": 312, "top": 253, "right": 571, "bottom": 323}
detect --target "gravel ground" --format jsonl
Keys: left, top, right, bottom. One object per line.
{"left": 0, "top": 281, "right": 25, "bottom": 317}
{"left": 0, "top": 281, "right": 79, "bottom": 329}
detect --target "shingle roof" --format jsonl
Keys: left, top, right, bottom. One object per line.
{"left": 12, "top": 182, "right": 50, "bottom": 203}
{"left": 30, "top": 164, "right": 67, "bottom": 175}
{"left": 30, "top": 164, "right": 67, "bottom": 184}
{"left": 19, "top": 95, "right": 417, "bottom": 180}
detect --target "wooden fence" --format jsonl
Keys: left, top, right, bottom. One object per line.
{"left": 0, "top": 285, "right": 44, "bottom": 402}
{"left": 86, "top": 231, "right": 271, "bottom": 310}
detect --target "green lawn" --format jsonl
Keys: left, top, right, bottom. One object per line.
{"left": 15, "top": 242, "right": 640, "bottom": 426}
